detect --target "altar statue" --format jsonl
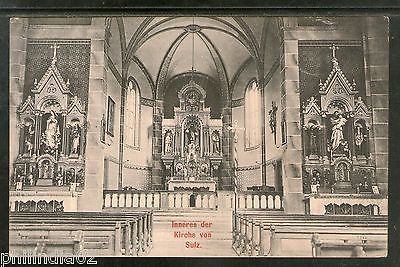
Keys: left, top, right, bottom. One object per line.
{"left": 330, "top": 112, "right": 347, "bottom": 152}
{"left": 211, "top": 131, "right": 220, "bottom": 154}
{"left": 186, "top": 140, "right": 198, "bottom": 163}
{"left": 70, "top": 123, "right": 81, "bottom": 155}
{"left": 164, "top": 131, "right": 173, "bottom": 154}
{"left": 308, "top": 122, "right": 319, "bottom": 155}
{"left": 24, "top": 123, "right": 35, "bottom": 155}
{"left": 44, "top": 111, "right": 60, "bottom": 149}
{"left": 355, "top": 124, "right": 364, "bottom": 147}
{"left": 185, "top": 124, "right": 199, "bottom": 144}
{"left": 185, "top": 91, "right": 200, "bottom": 111}
{"left": 42, "top": 160, "right": 51, "bottom": 179}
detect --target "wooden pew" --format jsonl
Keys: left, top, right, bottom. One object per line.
{"left": 9, "top": 231, "right": 84, "bottom": 256}
{"left": 232, "top": 212, "right": 387, "bottom": 257}
{"left": 9, "top": 211, "right": 153, "bottom": 256}
{"left": 10, "top": 211, "right": 153, "bottom": 255}
{"left": 311, "top": 233, "right": 387, "bottom": 257}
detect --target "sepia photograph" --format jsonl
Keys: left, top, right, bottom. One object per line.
{"left": 8, "top": 15, "right": 389, "bottom": 258}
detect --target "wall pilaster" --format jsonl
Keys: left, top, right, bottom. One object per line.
{"left": 79, "top": 19, "right": 107, "bottom": 211}
{"left": 151, "top": 99, "right": 164, "bottom": 189}
{"left": 10, "top": 18, "right": 28, "bottom": 178}
{"left": 365, "top": 17, "right": 389, "bottom": 195}
{"left": 280, "top": 30, "right": 304, "bottom": 214}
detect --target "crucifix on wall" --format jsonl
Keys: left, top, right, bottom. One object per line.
{"left": 269, "top": 101, "right": 278, "bottom": 145}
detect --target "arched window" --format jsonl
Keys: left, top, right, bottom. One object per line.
{"left": 126, "top": 79, "right": 140, "bottom": 147}
{"left": 244, "top": 79, "right": 261, "bottom": 149}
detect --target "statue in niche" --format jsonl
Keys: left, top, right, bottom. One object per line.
{"left": 355, "top": 124, "right": 364, "bottom": 147}
{"left": 70, "top": 121, "right": 81, "bottom": 156}
{"left": 330, "top": 111, "right": 347, "bottom": 152}
{"left": 200, "top": 163, "right": 208, "bottom": 176}
{"left": 307, "top": 121, "right": 320, "bottom": 155}
{"left": 164, "top": 131, "right": 173, "bottom": 154}
{"left": 184, "top": 121, "right": 200, "bottom": 163}
{"left": 186, "top": 140, "right": 198, "bottom": 163}
{"left": 187, "top": 161, "right": 198, "bottom": 178}
{"left": 42, "top": 110, "right": 60, "bottom": 154}
{"left": 185, "top": 123, "right": 199, "bottom": 145}
{"left": 56, "top": 170, "right": 63, "bottom": 186}
{"left": 211, "top": 131, "right": 220, "bottom": 154}
{"left": 41, "top": 160, "right": 51, "bottom": 179}
{"left": 176, "top": 162, "right": 184, "bottom": 177}
{"left": 354, "top": 122, "right": 367, "bottom": 156}
{"left": 310, "top": 130, "right": 318, "bottom": 155}
{"left": 28, "top": 171, "right": 34, "bottom": 186}
{"left": 185, "top": 91, "right": 200, "bottom": 111}
{"left": 24, "top": 121, "right": 35, "bottom": 155}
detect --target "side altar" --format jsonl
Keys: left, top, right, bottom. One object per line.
{"left": 161, "top": 81, "right": 223, "bottom": 192}
{"left": 11, "top": 44, "right": 86, "bottom": 191}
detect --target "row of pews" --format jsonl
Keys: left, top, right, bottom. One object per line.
{"left": 9, "top": 211, "right": 153, "bottom": 256}
{"left": 232, "top": 211, "right": 388, "bottom": 257}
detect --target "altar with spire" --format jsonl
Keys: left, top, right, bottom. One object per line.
{"left": 161, "top": 80, "right": 223, "bottom": 192}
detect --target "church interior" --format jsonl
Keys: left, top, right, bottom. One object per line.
{"left": 9, "top": 16, "right": 389, "bottom": 257}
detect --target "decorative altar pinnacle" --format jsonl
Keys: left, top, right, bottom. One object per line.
{"left": 330, "top": 44, "right": 340, "bottom": 69}
{"left": 50, "top": 43, "right": 60, "bottom": 66}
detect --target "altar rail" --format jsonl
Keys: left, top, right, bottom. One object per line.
{"left": 103, "top": 190, "right": 218, "bottom": 210}
{"left": 103, "top": 190, "right": 283, "bottom": 211}
{"left": 232, "top": 212, "right": 387, "bottom": 257}
{"left": 236, "top": 191, "right": 283, "bottom": 210}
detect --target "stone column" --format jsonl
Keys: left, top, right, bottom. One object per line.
{"left": 78, "top": 18, "right": 107, "bottom": 211}
{"left": 61, "top": 113, "right": 67, "bottom": 156}
{"left": 175, "top": 125, "right": 181, "bottom": 156}
{"left": 18, "top": 125, "right": 24, "bottom": 156}
{"left": 280, "top": 25, "right": 304, "bottom": 214}
{"left": 364, "top": 17, "right": 389, "bottom": 194}
{"left": 203, "top": 127, "right": 209, "bottom": 156}
{"left": 348, "top": 116, "right": 355, "bottom": 158}
{"left": 151, "top": 99, "right": 163, "bottom": 189}
{"left": 221, "top": 106, "right": 232, "bottom": 190}
{"left": 10, "top": 18, "right": 28, "bottom": 176}
{"left": 321, "top": 117, "right": 328, "bottom": 158}
{"left": 35, "top": 113, "right": 42, "bottom": 156}
{"left": 259, "top": 67, "right": 267, "bottom": 186}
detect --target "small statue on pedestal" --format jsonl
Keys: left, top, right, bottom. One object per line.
{"left": 24, "top": 123, "right": 35, "bottom": 156}
{"left": 330, "top": 111, "right": 348, "bottom": 152}
{"left": 186, "top": 140, "right": 198, "bottom": 163}
{"left": 164, "top": 131, "right": 173, "bottom": 154}
{"left": 211, "top": 131, "right": 220, "bottom": 154}
{"left": 70, "top": 122, "right": 81, "bottom": 156}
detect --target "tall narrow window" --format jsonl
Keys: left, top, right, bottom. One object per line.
{"left": 245, "top": 79, "right": 261, "bottom": 149}
{"left": 126, "top": 79, "right": 140, "bottom": 147}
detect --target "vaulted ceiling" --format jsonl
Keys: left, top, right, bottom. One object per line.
{"left": 120, "top": 16, "right": 269, "bottom": 95}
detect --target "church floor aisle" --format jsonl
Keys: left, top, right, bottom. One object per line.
{"left": 146, "top": 210, "right": 237, "bottom": 257}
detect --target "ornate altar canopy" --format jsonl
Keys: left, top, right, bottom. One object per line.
{"left": 161, "top": 80, "right": 223, "bottom": 191}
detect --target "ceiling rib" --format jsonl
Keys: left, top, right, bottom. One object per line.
{"left": 155, "top": 31, "right": 189, "bottom": 99}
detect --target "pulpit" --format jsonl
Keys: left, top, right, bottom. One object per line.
{"left": 161, "top": 81, "right": 222, "bottom": 192}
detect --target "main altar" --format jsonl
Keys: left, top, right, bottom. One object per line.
{"left": 161, "top": 81, "right": 223, "bottom": 192}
